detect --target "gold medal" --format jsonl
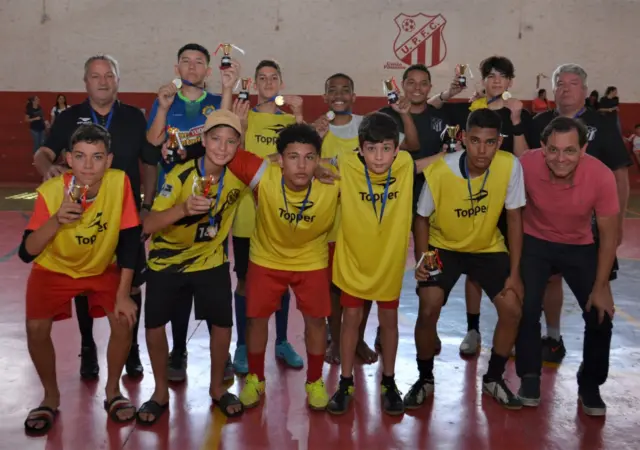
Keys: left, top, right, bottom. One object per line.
{"left": 326, "top": 111, "right": 336, "bottom": 121}
{"left": 274, "top": 95, "right": 285, "bottom": 106}
{"left": 206, "top": 225, "right": 218, "bottom": 239}
{"left": 501, "top": 91, "right": 512, "bottom": 101}
{"left": 172, "top": 78, "right": 182, "bottom": 89}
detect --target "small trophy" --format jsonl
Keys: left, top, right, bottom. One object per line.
{"left": 383, "top": 79, "right": 399, "bottom": 104}
{"left": 68, "top": 183, "right": 88, "bottom": 205}
{"left": 166, "top": 127, "right": 181, "bottom": 164}
{"left": 193, "top": 174, "right": 214, "bottom": 197}
{"left": 456, "top": 64, "right": 470, "bottom": 88}
{"left": 238, "top": 78, "right": 251, "bottom": 101}
{"left": 445, "top": 125, "right": 460, "bottom": 147}
{"left": 416, "top": 250, "right": 443, "bottom": 284}
{"left": 501, "top": 91, "right": 512, "bottom": 101}
{"left": 325, "top": 111, "right": 336, "bottom": 121}
{"left": 215, "top": 43, "right": 245, "bottom": 70}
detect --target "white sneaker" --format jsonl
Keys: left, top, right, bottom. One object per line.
{"left": 459, "top": 330, "right": 481, "bottom": 355}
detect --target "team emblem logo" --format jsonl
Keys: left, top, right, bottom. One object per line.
{"left": 586, "top": 126, "right": 597, "bottom": 142}
{"left": 392, "top": 13, "right": 447, "bottom": 68}
{"left": 202, "top": 105, "right": 216, "bottom": 116}
{"left": 431, "top": 118, "right": 444, "bottom": 133}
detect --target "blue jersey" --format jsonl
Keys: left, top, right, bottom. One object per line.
{"left": 148, "top": 91, "right": 222, "bottom": 189}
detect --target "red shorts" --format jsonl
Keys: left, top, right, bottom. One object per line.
{"left": 26, "top": 264, "right": 120, "bottom": 321}
{"left": 340, "top": 291, "right": 399, "bottom": 310}
{"left": 246, "top": 262, "right": 331, "bottom": 318}
{"left": 328, "top": 242, "right": 336, "bottom": 274}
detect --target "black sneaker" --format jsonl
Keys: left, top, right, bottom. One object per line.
{"left": 518, "top": 376, "right": 540, "bottom": 407}
{"left": 327, "top": 379, "right": 355, "bottom": 415}
{"left": 403, "top": 378, "right": 435, "bottom": 410}
{"left": 79, "top": 344, "right": 99, "bottom": 380}
{"left": 482, "top": 376, "right": 523, "bottom": 410}
{"left": 125, "top": 343, "right": 143, "bottom": 378}
{"left": 381, "top": 381, "right": 405, "bottom": 416}
{"left": 579, "top": 386, "right": 606, "bottom": 417}
{"left": 167, "top": 349, "right": 187, "bottom": 382}
{"left": 541, "top": 336, "right": 566, "bottom": 364}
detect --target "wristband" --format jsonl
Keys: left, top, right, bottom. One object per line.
{"left": 512, "top": 123, "right": 525, "bottom": 136}
{"left": 141, "top": 203, "right": 152, "bottom": 212}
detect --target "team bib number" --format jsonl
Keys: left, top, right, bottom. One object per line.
{"left": 195, "top": 222, "right": 213, "bottom": 242}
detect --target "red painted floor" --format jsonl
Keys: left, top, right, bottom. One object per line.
{"left": 1, "top": 202, "right": 640, "bottom": 450}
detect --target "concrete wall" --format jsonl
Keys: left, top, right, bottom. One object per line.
{"left": 1, "top": 0, "right": 639, "bottom": 99}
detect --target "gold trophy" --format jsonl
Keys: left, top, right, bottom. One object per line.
{"left": 193, "top": 174, "right": 214, "bottom": 197}
{"left": 446, "top": 125, "right": 460, "bottom": 148}
{"left": 68, "top": 183, "right": 88, "bottom": 205}
{"left": 220, "top": 43, "right": 232, "bottom": 69}
{"left": 416, "top": 249, "right": 443, "bottom": 284}
{"left": 457, "top": 64, "right": 469, "bottom": 88}
{"left": 238, "top": 78, "right": 251, "bottom": 101}
{"left": 383, "top": 79, "right": 399, "bottom": 104}
{"left": 166, "top": 127, "right": 181, "bottom": 164}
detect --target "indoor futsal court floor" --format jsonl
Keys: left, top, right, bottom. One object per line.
{"left": 0, "top": 185, "right": 639, "bottom": 450}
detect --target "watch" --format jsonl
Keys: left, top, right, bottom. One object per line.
{"left": 141, "top": 203, "right": 152, "bottom": 212}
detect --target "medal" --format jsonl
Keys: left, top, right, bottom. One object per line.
{"left": 172, "top": 78, "right": 183, "bottom": 89}
{"left": 326, "top": 111, "right": 336, "bottom": 121}
{"left": 274, "top": 95, "right": 285, "bottom": 106}
{"left": 206, "top": 225, "right": 218, "bottom": 238}
{"left": 501, "top": 91, "right": 512, "bottom": 101}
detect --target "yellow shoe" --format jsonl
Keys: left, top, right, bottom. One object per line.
{"left": 239, "top": 374, "right": 265, "bottom": 408}
{"left": 305, "top": 378, "right": 329, "bottom": 410}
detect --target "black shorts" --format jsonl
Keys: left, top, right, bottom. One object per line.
{"left": 144, "top": 262, "right": 233, "bottom": 329}
{"left": 132, "top": 242, "right": 147, "bottom": 288}
{"left": 232, "top": 236, "right": 250, "bottom": 280}
{"left": 418, "top": 247, "right": 510, "bottom": 305}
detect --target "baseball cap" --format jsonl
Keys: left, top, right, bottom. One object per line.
{"left": 202, "top": 109, "right": 242, "bottom": 135}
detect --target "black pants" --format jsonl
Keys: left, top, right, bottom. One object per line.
{"left": 515, "top": 234, "right": 613, "bottom": 387}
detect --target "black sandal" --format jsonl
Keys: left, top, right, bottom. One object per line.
{"left": 212, "top": 392, "right": 244, "bottom": 418}
{"left": 135, "top": 400, "right": 168, "bottom": 426}
{"left": 24, "top": 406, "right": 58, "bottom": 435}
{"left": 104, "top": 395, "right": 136, "bottom": 423}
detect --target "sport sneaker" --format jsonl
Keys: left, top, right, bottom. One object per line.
{"left": 79, "top": 344, "right": 99, "bottom": 380}
{"left": 306, "top": 378, "right": 329, "bottom": 410}
{"left": 233, "top": 344, "right": 248, "bottom": 375}
{"left": 579, "top": 386, "right": 606, "bottom": 417}
{"left": 327, "top": 378, "right": 355, "bottom": 415}
{"left": 223, "top": 353, "right": 234, "bottom": 382}
{"left": 275, "top": 341, "right": 304, "bottom": 369}
{"left": 482, "top": 377, "right": 523, "bottom": 410}
{"left": 381, "top": 380, "right": 405, "bottom": 416}
{"left": 403, "top": 378, "right": 435, "bottom": 410}
{"left": 518, "top": 376, "right": 541, "bottom": 407}
{"left": 541, "top": 336, "right": 566, "bottom": 364}
{"left": 167, "top": 348, "right": 187, "bottom": 382}
{"left": 459, "top": 330, "right": 481, "bottom": 356}
{"left": 239, "top": 373, "right": 266, "bottom": 408}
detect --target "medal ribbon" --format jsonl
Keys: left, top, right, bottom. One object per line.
{"left": 462, "top": 154, "right": 490, "bottom": 204}
{"left": 90, "top": 103, "right": 114, "bottom": 130}
{"left": 200, "top": 158, "right": 225, "bottom": 232}
{"left": 281, "top": 176, "right": 312, "bottom": 230}
{"left": 364, "top": 166, "right": 392, "bottom": 224}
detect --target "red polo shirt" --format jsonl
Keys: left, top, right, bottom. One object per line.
{"left": 521, "top": 149, "right": 619, "bottom": 245}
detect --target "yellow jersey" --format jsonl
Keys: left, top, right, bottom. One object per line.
{"left": 424, "top": 150, "right": 514, "bottom": 253}
{"left": 233, "top": 110, "right": 297, "bottom": 238}
{"left": 29, "top": 170, "right": 139, "bottom": 278}
{"left": 148, "top": 158, "right": 247, "bottom": 272}
{"left": 333, "top": 151, "right": 414, "bottom": 301}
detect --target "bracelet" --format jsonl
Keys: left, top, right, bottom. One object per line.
{"left": 439, "top": 92, "right": 447, "bottom": 102}
{"left": 141, "top": 203, "right": 152, "bottom": 212}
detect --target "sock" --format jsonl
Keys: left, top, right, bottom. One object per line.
{"left": 381, "top": 374, "right": 395, "bottom": 388}
{"left": 275, "top": 291, "right": 291, "bottom": 344}
{"left": 546, "top": 326, "right": 561, "bottom": 341}
{"left": 234, "top": 292, "right": 247, "bottom": 346}
{"left": 467, "top": 313, "right": 480, "bottom": 332}
{"left": 130, "top": 292, "right": 142, "bottom": 346}
{"left": 248, "top": 352, "right": 266, "bottom": 381}
{"left": 75, "top": 295, "right": 95, "bottom": 348}
{"left": 485, "top": 349, "right": 508, "bottom": 381}
{"left": 306, "top": 352, "right": 324, "bottom": 383}
{"left": 417, "top": 357, "right": 434, "bottom": 381}
{"left": 171, "top": 295, "right": 192, "bottom": 354}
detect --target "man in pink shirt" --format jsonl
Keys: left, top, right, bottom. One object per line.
{"left": 515, "top": 117, "right": 618, "bottom": 417}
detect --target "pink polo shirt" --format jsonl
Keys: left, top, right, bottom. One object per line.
{"left": 521, "top": 149, "right": 619, "bottom": 245}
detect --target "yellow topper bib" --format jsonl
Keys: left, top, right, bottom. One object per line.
{"left": 250, "top": 163, "right": 339, "bottom": 271}
{"left": 333, "top": 151, "right": 414, "bottom": 301}
{"left": 425, "top": 150, "right": 514, "bottom": 253}
{"left": 233, "top": 110, "right": 297, "bottom": 238}
{"left": 35, "top": 169, "right": 126, "bottom": 278}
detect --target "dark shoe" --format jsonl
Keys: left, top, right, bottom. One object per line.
{"left": 381, "top": 380, "right": 405, "bottom": 416}
{"left": 327, "top": 378, "right": 354, "bottom": 415}
{"left": 125, "top": 344, "right": 143, "bottom": 378}
{"left": 482, "top": 376, "right": 523, "bottom": 410}
{"left": 541, "top": 336, "right": 566, "bottom": 364}
{"left": 403, "top": 378, "right": 434, "bottom": 410}
{"left": 167, "top": 349, "right": 187, "bottom": 382}
{"left": 518, "top": 376, "right": 541, "bottom": 407}
{"left": 80, "top": 344, "right": 99, "bottom": 380}
{"left": 578, "top": 386, "right": 606, "bottom": 417}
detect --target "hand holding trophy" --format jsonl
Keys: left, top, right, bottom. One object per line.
{"left": 415, "top": 250, "right": 443, "bottom": 286}
{"left": 238, "top": 78, "right": 251, "bottom": 101}
{"left": 165, "top": 127, "right": 183, "bottom": 164}
{"left": 456, "top": 64, "right": 472, "bottom": 88}
{"left": 214, "top": 43, "right": 245, "bottom": 70}
{"left": 383, "top": 78, "right": 400, "bottom": 104}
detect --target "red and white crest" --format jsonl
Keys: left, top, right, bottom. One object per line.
{"left": 392, "top": 13, "right": 447, "bottom": 68}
